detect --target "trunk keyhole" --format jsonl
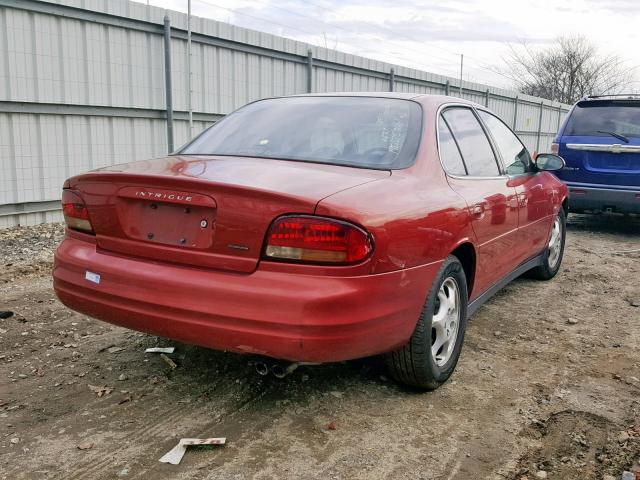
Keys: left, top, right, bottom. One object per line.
{"left": 147, "top": 233, "right": 154, "bottom": 240}
{"left": 150, "top": 203, "right": 158, "bottom": 210}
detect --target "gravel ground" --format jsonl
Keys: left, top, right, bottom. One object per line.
{"left": 0, "top": 215, "right": 638, "bottom": 480}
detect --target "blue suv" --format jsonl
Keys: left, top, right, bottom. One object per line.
{"left": 554, "top": 94, "right": 640, "bottom": 214}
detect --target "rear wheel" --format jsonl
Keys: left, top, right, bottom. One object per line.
{"left": 528, "top": 208, "right": 566, "bottom": 280}
{"left": 385, "top": 255, "right": 468, "bottom": 390}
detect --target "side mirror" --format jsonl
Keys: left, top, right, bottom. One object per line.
{"left": 535, "top": 153, "right": 565, "bottom": 172}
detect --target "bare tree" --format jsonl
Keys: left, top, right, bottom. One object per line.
{"left": 502, "top": 36, "right": 636, "bottom": 104}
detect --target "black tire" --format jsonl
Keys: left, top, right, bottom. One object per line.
{"left": 527, "top": 208, "right": 566, "bottom": 281}
{"left": 385, "top": 255, "right": 468, "bottom": 390}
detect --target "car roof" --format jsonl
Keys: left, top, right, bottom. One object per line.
{"left": 287, "top": 92, "right": 483, "bottom": 108}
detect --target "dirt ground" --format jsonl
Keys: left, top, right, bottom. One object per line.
{"left": 1, "top": 215, "right": 639, "bottom": 480}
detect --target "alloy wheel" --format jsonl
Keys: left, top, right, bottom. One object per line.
{"left": 548, "top": 215, "right": 563, "bottom": 269}
{"left": 431, "top": 277, "right": 460, "bottom": 366}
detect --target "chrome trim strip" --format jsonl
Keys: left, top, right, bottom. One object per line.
{"left": 564, "top": 181, "right": 639, "bottom": 190}
{"left": 566, "top": 143, "right": 640, "bottom": 153}
{"left": 568, "top": 186, "right": 640, "bottom": 194}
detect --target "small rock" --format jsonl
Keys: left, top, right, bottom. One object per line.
{"left": 117, "top": 467, "right": 129, "bottom": 477}
{"left": 326, "top": 422, "right": 337, "bottom": 431}
{"left": 602, "top": 475, "right": 615, "bottom": 480}
{"left": 0, "top": 311, "right": 14, "bottom": 319}
{"left": 118, "top": 374, "right": 128, "bottom": 381}
{"left": 621, "top": 472, "right": 635, "bottom": 480}
{"left": 629, "top": 299, "right": 640, "bottom": 307}
{"left": 535, "top": 471, "right": 547, "bottom": 479}
{"left": 567, "top": 318, "right": 578, "bottom": 325}
{"left": 106, "top": 346, "right": 124, "bottom": 354}
{"left": 10, "top": 437, "right": 19, "bottom": 444}
{"left": 494, "top": 331, "right": 502, "bottom": 337}
{"left": 617, "top": 431, "right": 630, "bottom": 443}
{"left": 77, "top": 441, "right": 94, "bottom": 450}
{"left": 329, "top": 391, "right": 343, "bottom": 398}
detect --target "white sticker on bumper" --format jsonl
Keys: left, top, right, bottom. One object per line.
{"left": 85, "top": 271, "right": 101, "bottom": 284}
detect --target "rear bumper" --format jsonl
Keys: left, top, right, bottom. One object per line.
{"left": 53, "top": 237, "right": 440, "bottom": 362}
{"left": 566, "top": 182, "right": 640, "bottom": 214}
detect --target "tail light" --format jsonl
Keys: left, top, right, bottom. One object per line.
{"left": 551, "top": 142, "right": 559, "bottom": 155}
{"left": 62, "top": 190, "right": 94, "bottom": 234}
{"left": 263, "top": 215, "right": 373, "bottom": 265}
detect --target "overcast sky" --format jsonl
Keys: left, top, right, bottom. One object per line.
{"left": 135, "top": 0, "right": 640, "bottom": 90}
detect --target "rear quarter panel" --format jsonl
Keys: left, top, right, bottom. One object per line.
{"left": 315, "top": 173, "right": 472, "bottom": 275}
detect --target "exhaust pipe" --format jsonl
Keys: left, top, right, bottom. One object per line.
{"left": 271, "top": 362, "right": 300, "bottom": 379}
{"left": 255, "top": 361, "right": 269, "bottom": 376}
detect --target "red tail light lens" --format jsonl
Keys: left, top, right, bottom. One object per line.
{"left": 263, "top": 215, "right": 373, "bottom": 264}
{"left": 551, "top": 142, "right": 559, "bottom": 155}
{"left": 62, "top": 190, "right": 94, "bottom": 233}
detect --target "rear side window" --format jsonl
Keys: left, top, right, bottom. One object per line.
{"left": 438, "top": 117, "right": 467, "bottom": 175}
{"left": 477, "top": 110, "right": 532, "bottom": 175}
{"left": 564, "top": 101, "right": 640, "bottom": 138}
{"left": 181, "top": 97, "right": 423, "bottom": 170}
{"left": 442, "top": 108, "right": 500, "bottom": 176}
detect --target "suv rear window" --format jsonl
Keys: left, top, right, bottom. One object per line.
{"left": 564, "top": 101, "right": 640, "bottom": 138}
{"left": 181, "top": 97, "right": 422, "bottom": 170}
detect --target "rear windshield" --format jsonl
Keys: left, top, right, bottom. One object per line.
{"left": 564, "top": 101, "right": 640, "bottom": 138}
{"left": 180, "top": 97, "right": 422, "bottom": 169}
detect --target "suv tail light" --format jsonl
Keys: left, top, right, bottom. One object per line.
{"left": 62, "top": 190, "right": 94, "bottom": 234}
{"left": 551, "top": 142, "right": 559, "bottom": 155}
{"left": 263, "top": 215, "right": 373, "bottom": 265}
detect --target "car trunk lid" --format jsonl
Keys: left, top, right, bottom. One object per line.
{"left": 559, "top": 136, "right": 640, "bottom": 187}
{"left": 68, "top": 155, "right": 389, "bottom": 273}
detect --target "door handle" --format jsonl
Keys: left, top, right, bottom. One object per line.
{"left": 472, "top": 203, "right": 485, "bottom": 218}
{"left": 517, "top": 193, "right": 528, "bottom": 207}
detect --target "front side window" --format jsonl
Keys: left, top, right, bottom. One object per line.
{"left": 181, "top": 97, "right": 423, "bottom": 170}
{"left": 442, "top": 108, "right": 500, "bottom": 176}
{"left": 478, "top": 110, "right": 532, "bottom": 175}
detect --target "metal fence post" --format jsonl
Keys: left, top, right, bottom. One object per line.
{"left": 389, "top": 68, "right": 395, "bottom": 92}
{"left": 445, "top": 80, "right": 450, "bottom": 96}
{"left": 163, "top": 15, "right": 174, "bottom": 153}
{"left": 513, "top": 96, "right": 519, "bottom": 129}
{"left": 306, "top": 49, "right": 313, "bottom": 93}
{"left": 485, "top": 89, "right": 490, "bottom": 107}
{"left": 535, "top": 101, "right": 544, "bottom": 153}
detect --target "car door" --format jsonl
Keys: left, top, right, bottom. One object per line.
{"left": 476, "top": 110, "right": 556, "bottom": 264}
{"left": 438, "top": 107, "right": 520, "bottom": 296}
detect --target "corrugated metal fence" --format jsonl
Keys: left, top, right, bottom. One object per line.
{"left": 0, "top": 0, "right": 572, "bottom": 228}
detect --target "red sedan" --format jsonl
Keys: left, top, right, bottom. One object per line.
{"left": 53, "top": 94, "right": 568, "bottom": 389}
